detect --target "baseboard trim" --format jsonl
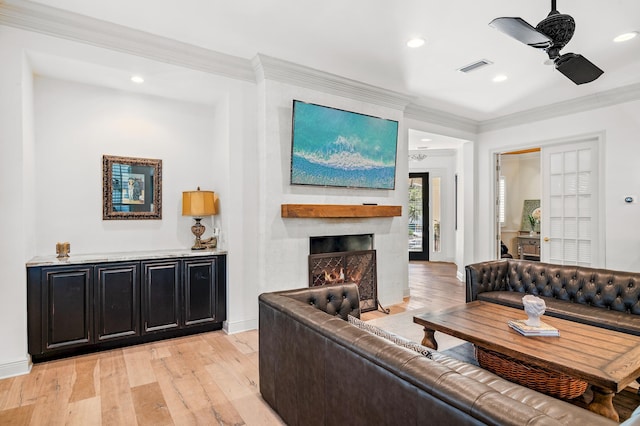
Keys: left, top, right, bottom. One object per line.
{"left": 456, "top": 270, "right": 464, "bottom": 282}
{"left": 0, "top": 356, "right": 32, "bottom": 379}
{"left": 224, "top": 318, "right": 257, "bottom": 335}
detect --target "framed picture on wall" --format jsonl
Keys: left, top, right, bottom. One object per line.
{"left": 103, "top": 155, "right": 162, "bottom": 220}
{"left": 520, "top": 199, "right": 540, "bottom": 232}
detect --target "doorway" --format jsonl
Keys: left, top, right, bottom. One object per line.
{"left": 495, "top": 137, "right": 602, "bottom": 266}
{"left": 496, "top": 148, "right": 541, "bottom": 260}
{"left": 409, "top": 173, "right": 429, "bottom": 261}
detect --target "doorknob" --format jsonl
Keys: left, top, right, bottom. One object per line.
{"left": 543, "top": 237, "right": 550, "bottom": 242}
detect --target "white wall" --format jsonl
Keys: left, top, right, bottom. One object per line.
{"left": 217, "top": 86, "right": 260, "bottom": 334}
{"left": 33, "top": 77, "right": 222, "bottom": 254}
{"left": 0, "top": 33, "right": 32, "bottom": 378}
{"left": 477, "top": 100, "right": 640, "bottom": 272}
{"left": 256, "top": 79, "right": 409, "bottom": 307}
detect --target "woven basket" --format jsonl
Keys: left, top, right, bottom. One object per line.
{"left": 475, "top": 347, "right": 588, "bottom": 400}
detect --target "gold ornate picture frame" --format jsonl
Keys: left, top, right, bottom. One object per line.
{"left": 103, "top": 155, "right": 162, "bottom": 220}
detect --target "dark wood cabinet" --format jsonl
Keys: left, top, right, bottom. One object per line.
{"left": 41, "top": 266, "right": 93, "bottom": 351}
{"left": 27, "top": 253, "right": 226, "bottom": 361}
{"left": 142, "top": 260, "right": 180, "bottom": 333}
{"left": 184, "top": 258, "right": 219, "bottom": 326}
{"left": 95, "top": 262, "right": 140, "bottom": 342}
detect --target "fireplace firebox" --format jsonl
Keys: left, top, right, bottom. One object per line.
{"left": 308, "top": 234, "right": 381, "bottom": 312}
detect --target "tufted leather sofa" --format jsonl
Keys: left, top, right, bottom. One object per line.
{"left": 466, "top": 259, "right": 640, "bottom": 335}
{"left": 259, "top": 283, "right": 615, "bottom": 425}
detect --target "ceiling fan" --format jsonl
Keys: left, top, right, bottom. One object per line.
{"left": 489, "top": 0, "right": 604, "bottom": 85}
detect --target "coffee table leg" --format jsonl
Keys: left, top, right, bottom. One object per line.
{"left": 421, "top": 328, "right": 438, "bottom": 350}
{"left": 587, "top": 386, "right": 619, "bottom": 422}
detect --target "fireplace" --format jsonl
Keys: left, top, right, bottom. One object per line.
{"left": 309, "top": 234, "right": 378, "bottom": 312}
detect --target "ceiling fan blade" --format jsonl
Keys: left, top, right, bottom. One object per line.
{"left": 555, "top": 53, "right": 604, "bottom": 85}
{"left": 489, "top": 17, "right": 553, "bottom": 48}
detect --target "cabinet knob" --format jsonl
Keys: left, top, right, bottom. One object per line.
{"left": 543, "top": 237, "right": 550, "bottom": 242}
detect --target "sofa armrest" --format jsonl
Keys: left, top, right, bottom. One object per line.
{"left": 465, "top": 260, "right": 510, "bottom": 302}
{"left": 260, "top": 283, "right": 361, "bottom": 320}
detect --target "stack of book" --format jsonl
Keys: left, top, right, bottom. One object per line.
{"left": 508, "top": 319, "right": 559, "bottom": 336}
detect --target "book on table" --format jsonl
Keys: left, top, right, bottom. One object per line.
{"left": 508, "top": 319, "right": 559, "bottom": 336}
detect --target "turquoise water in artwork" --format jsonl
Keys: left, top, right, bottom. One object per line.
{"left": 291, "top": 101, "right": 398, "bottom": 189}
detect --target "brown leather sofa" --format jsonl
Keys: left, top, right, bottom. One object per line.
{"left": 259, "top": 283, "right": 615, "bottom": 425}
{"left": 466, "top": 259, "right": 640, "bottom": 335}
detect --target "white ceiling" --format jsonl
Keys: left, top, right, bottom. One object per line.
{"left": 16, "top": 0, "right": 640, "bottom": 150}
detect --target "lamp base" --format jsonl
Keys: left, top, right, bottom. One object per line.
{"left": 190, "top": 218, "right": 207, "bottom": 250}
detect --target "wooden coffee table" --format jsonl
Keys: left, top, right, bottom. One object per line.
{"left": 413, "top": 301, "right": 640, "bottom": 421}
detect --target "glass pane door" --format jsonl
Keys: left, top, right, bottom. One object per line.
{"left": 409, "top": 173, "right": 429, "bottom": 261}
{"left": 541, "top": 139, "right": 600, "bottom": 266}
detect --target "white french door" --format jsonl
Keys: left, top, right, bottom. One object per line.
{"left": 540, "top": 139, "right": 601, "bottom": 266}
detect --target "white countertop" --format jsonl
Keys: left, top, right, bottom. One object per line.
{"left": 27, "top": 248, "right": 227, "bottom": 267}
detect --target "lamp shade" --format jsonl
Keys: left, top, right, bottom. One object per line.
{"left": 182, "top": 189, "right": 216, "bottom": 217}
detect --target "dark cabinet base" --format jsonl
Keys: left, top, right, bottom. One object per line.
{"left": 30, "top": 320, "right": 223, "bottom": 363}
{"left": 27, "top": 254, "right": 226, "bottom": 362}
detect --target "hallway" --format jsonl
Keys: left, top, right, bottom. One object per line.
{"left": 362, "top": 261, "right": 465, "bottom": 321}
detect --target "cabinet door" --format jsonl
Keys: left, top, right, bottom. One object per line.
{"left": 183, "top": 258, "right": 218, "bottom": 326}
{"left": 42, "top": 266, "right": 93, "bottom": 351}
{"left": 95, "top": 263, "right": 140, "bottom": 341}
{"left": 142, "top": 260, "right": 180, "bottom": 333}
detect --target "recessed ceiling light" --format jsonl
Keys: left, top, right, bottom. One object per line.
{"left": 614, "top": 31, "right": 638, "bottom": 43}
{"left": 131, "top": 75, "right": 145, "bottom": 84}
{"left": 420, "top": 138, "right": 432, "bottom": 142}
{"left": 492, "top": 74, "right": 508, "bottom": 83}
{"left": 417, "top": 146, "right": 429, "bottom": 150}
{"left": 407, "top": 38, "right": 426, "bottom": 48}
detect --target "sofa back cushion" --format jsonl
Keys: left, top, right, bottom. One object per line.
{"left": 274, "top": 283, "right": 361, "bottom": 320}
{"left": 465, "top": 260, "right": 510, "bottom": 302}
{"left": 506, "top": 261, "right": 640, "bottom": 314}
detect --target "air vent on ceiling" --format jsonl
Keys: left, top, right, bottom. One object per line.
{"left": 457, "top": 59, "right": 493, "bottom": 73}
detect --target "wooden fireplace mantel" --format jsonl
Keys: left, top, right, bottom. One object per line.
{"left": 281, "top": 204, "right": 402, "bottom": 218}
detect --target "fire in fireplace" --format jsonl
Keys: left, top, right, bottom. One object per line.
{"left": 308, "top": 234, "right": 378, "bottom": 312}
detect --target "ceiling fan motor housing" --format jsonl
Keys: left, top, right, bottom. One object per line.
{"left": 536, "top": 13, "right": 575, "bottom": 52}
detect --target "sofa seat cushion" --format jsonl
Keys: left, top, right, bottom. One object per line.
{"left": 478, "top": 291, "right": 640, "bottom": 335}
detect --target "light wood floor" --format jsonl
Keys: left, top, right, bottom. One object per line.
{"left": 361, "top": 261, "right": 464, "bottom": 321}
{"left": 0, "top": 261, "right": 450, "bottom": 425}
{"left": 0, "top": 330, "right": 284, "bottom": 426}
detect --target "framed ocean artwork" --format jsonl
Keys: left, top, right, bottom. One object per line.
{"left": 290, "top": 100, "right": 399, "bottom": 190}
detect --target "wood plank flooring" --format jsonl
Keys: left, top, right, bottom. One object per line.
{"left": 0, "top": 331, "right": 284, "bottom": 426}
{"left": 362, "top": 261, "right": 464, "bottom": 321}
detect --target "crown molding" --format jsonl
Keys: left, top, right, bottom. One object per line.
{"left": 0, "top": 0, "right": 255, "bottom": 82}
{"left": 253, "top": 54, "right": 415, "bottom": 110}
{"left": 479, "top": 82, "right": 640, "bottom": 133}
{"left": 404, "top": 103, "right": 479, "bottom": 134}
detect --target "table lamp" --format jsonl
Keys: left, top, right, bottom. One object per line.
{"left": 182, "top": 187, "right": 217, "bottom": 250}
